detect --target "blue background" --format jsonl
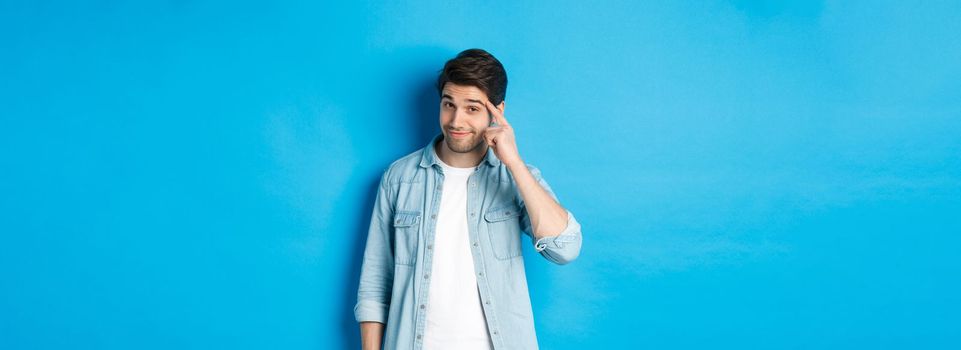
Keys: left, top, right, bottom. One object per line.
{"left": 2, "top": 1, "right": 960, "bottom": 349}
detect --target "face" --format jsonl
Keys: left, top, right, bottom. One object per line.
{"left": 439, "top": 83, "right": 498, "bottom": 153}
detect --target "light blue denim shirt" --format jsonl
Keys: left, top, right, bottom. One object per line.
{"left": 354, "top": 133, "right": 583, "bottom": 349}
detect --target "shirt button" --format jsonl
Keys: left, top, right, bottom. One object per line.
{"left": 478, "top": 272, "right": 484, "bottom": 276}
{"left": 485, "top": 300, "right": 490, "bottom": 305}
{"left": 431, "top": 214, "right": 436, "bottom": 219}
{"left": 436, "top": 185, "right": 441, "bottom": 190}
{"left": 424, "top": 274, "right": 429, "bottom": 279}
{"left": 417, "top": 334, "right": 422, "bottom": 340}
{"left": 493, "top": 330, "right": 498, "bottom": 335}
{"left": 473, "top": 242, "right": 478, "bottom": 247}
{"left": 427, "top": 244, "right": 433, "bottom": 249}
{"left": 505, "top": 211, "right": 511, "bottom": 215}
{"left": 420, "top": 304, "right": 425, "bottom": 309}
{"left": 470, "top": 212, "right": 476, "bottom": 217}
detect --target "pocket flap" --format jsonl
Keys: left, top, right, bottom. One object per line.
{"left": 484, "top": 203, "right": 522, "bottom": 222}
{"left": 393, "top": 211, "right": 421, "bottom": 227}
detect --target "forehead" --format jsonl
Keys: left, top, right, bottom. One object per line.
{"left": 442, "top": 83, "right": 488, "bottom": 103}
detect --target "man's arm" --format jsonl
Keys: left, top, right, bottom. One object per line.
{"left": 360, "top": 321, "right": 385, "bottom": 350}
{"left": 482, "top": 100, "right": 582, "bottom": 264}
{"left": 510, "top": 163, "right": 583, "bottom": 264}
{"left": 507, "top": 162, "right": 570, "bottom": 239}
{"left": 354, "top": 170, "right": 395, "bottom": 347}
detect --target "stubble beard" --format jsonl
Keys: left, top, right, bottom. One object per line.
{"left": 444, "top": 132, "right": 484, "bottom": 154}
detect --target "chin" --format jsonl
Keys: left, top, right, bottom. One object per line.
{"left": 445, "top": 136, "right": 482, "bottom": 153}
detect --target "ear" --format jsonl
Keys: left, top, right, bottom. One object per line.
{"left": 497, "top": 100, "right": 505, "bottom": 112}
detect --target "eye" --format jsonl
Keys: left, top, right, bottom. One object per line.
{"left": 444, "top": 102, "right": 455, "bottom": 108}
{"left": 468, "top": 106, "right": 478, "bottom": 112}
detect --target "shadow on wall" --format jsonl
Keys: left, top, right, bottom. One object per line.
{"left": 390, "top": 48, "right": 452, "bottom": 144}
{"left": 338, "top": 45, "right": 455, "bottom": 348}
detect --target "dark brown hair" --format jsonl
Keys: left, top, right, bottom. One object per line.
{"left": 436, "top": 48, "right": 508, "bottom": 105}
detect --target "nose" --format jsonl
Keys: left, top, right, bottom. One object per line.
{"left": 449, "top": 110, "right": 469, "bottom": 129}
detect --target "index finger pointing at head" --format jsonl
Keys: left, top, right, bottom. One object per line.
{"left": 486, "top": 100, "right": 510, "bottom": 126}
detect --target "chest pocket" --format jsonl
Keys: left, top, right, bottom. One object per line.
{"left": 484, "top": 202, "right": 523, "bottom": 260}
{"left": 392, "top": 210, "right": 421, "bottom": 265}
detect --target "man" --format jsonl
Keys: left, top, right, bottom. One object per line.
{"left": 354, "top": 48, "right": 583, "bottom": 350}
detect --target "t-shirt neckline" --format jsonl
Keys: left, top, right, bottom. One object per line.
{"left": 438, "top": 158, "right": 477, "bottom": 175}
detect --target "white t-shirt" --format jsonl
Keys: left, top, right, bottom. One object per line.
{"left": 422, "top": 159, "right": 494, "bottom": 350}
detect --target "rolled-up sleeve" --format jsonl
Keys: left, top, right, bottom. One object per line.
{"left": 532, "top": 210, "right": 582, "bottom": 264}
{"left": 354, "top": 170, "right": 395, "bottom": 324}
{"left": 519, "top": 165, "right": 583, "bottom": 265}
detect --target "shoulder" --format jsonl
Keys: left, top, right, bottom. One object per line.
{"left": 517, "top": 162, "right": 545, "bottom": 181}
{"left": 523, "top": 163, "right": 542, "bottom": 175}
{"left": 497, "top": 162, "right": 548, "bottom": 189}
{"left": 380, "top": 148, "right": 424, "bottom": 185}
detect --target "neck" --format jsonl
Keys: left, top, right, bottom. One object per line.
{"left": 435, "top": 136, "right": 487, "bottom": 168}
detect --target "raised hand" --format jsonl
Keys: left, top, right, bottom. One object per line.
{"left": 483, "top": 100, "right": 523, "bottom": 167}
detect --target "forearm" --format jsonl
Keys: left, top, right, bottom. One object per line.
{"left": 506, "top": 161, "right": 569, "bottom": 239}
{"left": 360, "top": 321, "right": 384, "bottom": 350}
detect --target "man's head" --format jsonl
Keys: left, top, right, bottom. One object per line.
{"left": 436, "top": 48, "right": 507, "bottom": 154}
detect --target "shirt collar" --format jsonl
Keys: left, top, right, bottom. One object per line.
{"left": 419, "top": 133, "right": 501, "bottom": 168}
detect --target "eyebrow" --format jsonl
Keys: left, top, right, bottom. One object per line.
{"left": 441, "top": 94, "right": 484, "bottom": 105}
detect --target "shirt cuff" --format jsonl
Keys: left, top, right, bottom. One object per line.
{"left": 354, "top": 299, "right": 389, "bottom": 324}
{"left": 533, "top": 211, "right": 580, "bottom": 252}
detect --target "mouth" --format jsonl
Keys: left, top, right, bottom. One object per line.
{"left": 449, "top": 131, "right": 472, "bottom": 138}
